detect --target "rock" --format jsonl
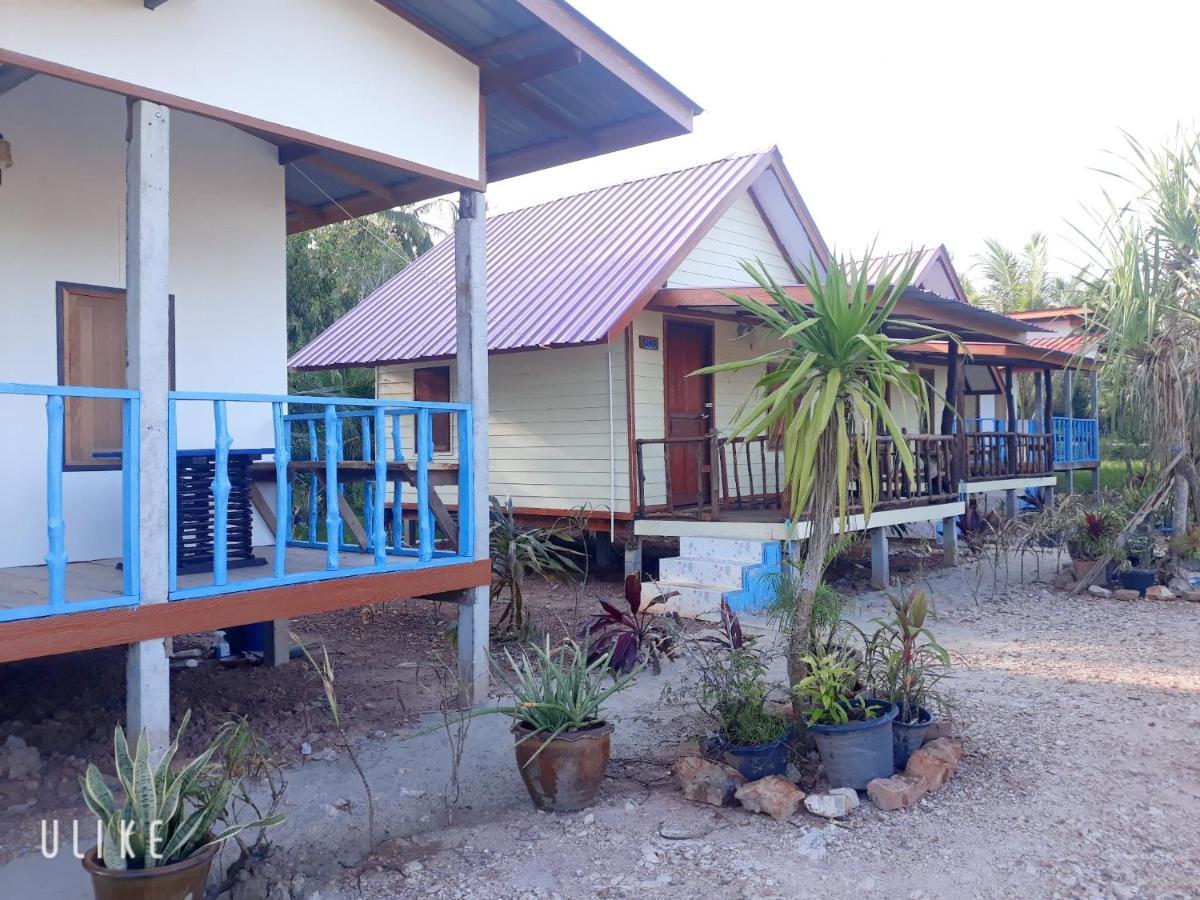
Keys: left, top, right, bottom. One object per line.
{"left": 1087, "top": 585, "right": 1112, "bottom": 599}
{"left": 867, "top": 774, "right": 928, "bottom": 811}
{"left": 401, "top": 860, "right": 424, "bottom": 877}
{"left": 1113, "top": 589, "right": 1140, "bottom": 602}
{"left": 1168, "top": 576, "right": 1192, "bottom": 594}
{"left": 922, "top": 720, "right": 954, "bottom": 743}
{"left": 828, "top": 787, "right": 860, "bottom": 811}
{"left": 803, "top": 791, "right": 855, "bottom": 819}
{"left": 734, "top": 775, "right": 805, "bottom": 820}
{"left": 1181, "top": 590, "right": 1200, "bottom": 603}
{"left": 1145, "top": 585, "right": 1176, "bottom": 601}
{"left": 1052, "top": 571, "right": 1076, "bottom": 589}
{"left": 1, "top": 736, "right": 42, "bottom": 781}
{"left": 905, "top": 738, "right": 962, "bottom": 791}
{"left": 672, "top": 756, "right": 745, "bottom": 807}
{"left": 582, "top": 813, "right": 595, "bottom": 826}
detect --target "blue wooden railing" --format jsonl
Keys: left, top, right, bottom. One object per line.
{"left": 167, "top": 392, "right": 473, "bottom": 602}
{"left": 1053, "top": 417, "right": 1100, "bottom": 465}
{"left": 0, "top": 383, "right": 141, "bottom": 623}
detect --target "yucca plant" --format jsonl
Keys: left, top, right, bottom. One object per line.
{"left": 490, "top": 496, "right": 582, "bottom": 638}
{"left": 698, "top": 253, "right": 950, "bottom": 712}
{"left": 79, "top": 711, "right": 284, "bottom": 870}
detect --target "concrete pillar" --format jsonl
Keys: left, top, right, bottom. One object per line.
{"left": 942, "top": 515, "right": 958, "bottom": 566}
{"left": 869, "top": 527, "right": 889, "bottom": 590}
{"left": 125, "top": 100, "right": 171, "bottom": 754}
{"left": 1005, "top": 488, "right": 1018, "bottom": 519}
{"left": 624, "top": 535, "right": 644, "bottom": 579}
{"left": 1091, "top": 467, "right": 1100, "bottom": 492}
{"left": 263, "top": 619, "right": 290, "bottom": 668}
{"left": 454, "top": 189, "right": 490, "bottom": 705}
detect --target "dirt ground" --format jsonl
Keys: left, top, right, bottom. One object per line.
{"left": 2, "top": 552, "right": 1199, "bottom": 898}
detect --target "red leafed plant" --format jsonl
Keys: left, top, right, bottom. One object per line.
{"left": 583, "top": 574, "right": 679, "bottom": 674}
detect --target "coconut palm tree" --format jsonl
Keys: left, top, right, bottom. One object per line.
{"left": 1077, "top": 130, "right": 1200, "bottom": 533}
{"left": 974, "top": 232, "right": 1076, "bottom": 313}
{"left": 700, "top": 253, "right": 945, "bottom": 704}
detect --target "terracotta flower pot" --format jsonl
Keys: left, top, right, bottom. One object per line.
{"left": 513, "top": 721, "right": 613, "bottom": 811}
{"left": 82, "top": 838, "right": 219, "bottom": 900}
{"left": 1072, "top": 559, "right": 1099, "bottom": 581}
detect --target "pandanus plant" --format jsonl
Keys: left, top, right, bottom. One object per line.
{"left": 696, "top": 253, "right": 950, "bottom": 713}
{"left": 79, "top": 711, "right": 283, "bottom": 870}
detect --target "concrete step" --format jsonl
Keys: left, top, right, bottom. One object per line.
{"left": 658, "top": 557, "right": 744, "bottom": 590}
{"left": 650, "top": 580, "right": 729, "bottom": 618}
{"left": 679, "top": 536, "right": 766, "bottom": 564}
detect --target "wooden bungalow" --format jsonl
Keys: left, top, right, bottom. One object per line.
{"left": 294, "top": 150, "right": 1096, "bottom": 614}
{"left": 0, "top": 0, "right": 697, "bottom": 746}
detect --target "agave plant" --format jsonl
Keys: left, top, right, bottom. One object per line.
{"left": 583, "top": 574, "right": 678, "bottom": 674}
{"left": 79, "top": 711, "right": 284, "bottom": 870}
{"left": 490, "top": 496, "right": 582, "bottom": 637}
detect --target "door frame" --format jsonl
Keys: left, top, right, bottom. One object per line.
{"left": 662, "top": 316, "right": 715, "bottom": 507}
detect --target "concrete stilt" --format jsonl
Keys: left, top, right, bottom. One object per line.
{"left": 1005, "top": 488, "right": 1018, "bottom": 519}
{"left": 624, "top": 535, "right": 644, "bottom": 578}
{"left": 455, "top": 189, "right": 490, "bottom": 705}
{"left": 125, "top": 99, "right": 172, "bottom": 754}
{"left": 264, "top": 619, "right": 291, "bottom": 668}
{"left": 942, "top": 516, "right": 958, "bottom": 567}
{"left": 869, "top": 527, "right": 890, "bottom": 590}
{"left": 1091, "top": 467, "right": 1100, "bottom": 492}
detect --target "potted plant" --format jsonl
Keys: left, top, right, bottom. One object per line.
{"left": 1066, "top": 510, "right": 1118, "bottom": 580}
{"left": 79, "top": 711, "right": 283, "bottom": 900}
{"left": 503, "top": 638, "right": 636, "bottom": 811}
{"left": 1118, "top": 529, "right": 1158, "bottom": 593}
{"left": 583, "top": 574, "right": 679, "bottom": 674}
{"left": 794, "top": 652, "right": 897, "bottom": 790}
{"left": 670, "top": 601, "right": 791, "bottom": 779}
{"left": 865, "top": 589, "right": 951, "bottom": 768}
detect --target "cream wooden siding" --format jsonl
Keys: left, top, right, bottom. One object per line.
{"left": 666, "top": 193, "right": 795, "bottom": 287}
{"left": 377, "top": 341, "right": 631, "bottom": 514}
{"left": 631, "top": 312, "right": 667, "bottom": 507}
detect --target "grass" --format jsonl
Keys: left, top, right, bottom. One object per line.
{"left": 1057, "top": 439, "right": 1147, "bottom": 494}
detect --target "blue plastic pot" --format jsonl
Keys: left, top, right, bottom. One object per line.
{"left": 225, "top": 622, "right": 270, "bottom": 654}
{"left": 809, "top": 699, "right": 897, "bottom": 790}
{"left": 720, "top": 730, "right": 791, "bottom": 780}
{"left": 892, "top": 707, "right": 933, "bottom": 770}
{"left": 1118, "top": 569, "right": 1156, "bottom": 594}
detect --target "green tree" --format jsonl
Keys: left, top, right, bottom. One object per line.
{"left": 974, "top": 232, "right": 1075, "bottom": 313}
{"left": 700, "top": 254, "right": 940, "bottom": 710}
{"left": 1077, "top": 129, "right": 1200, "bottom": 533}
{"left": 286, "top": 206, "right": 445, "bottom": 396}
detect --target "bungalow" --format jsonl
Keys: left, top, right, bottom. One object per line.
{"left": 293, "top": 150, "right": 1095, "bottom": 614}
{"left": 0, "top": 0, "right": 697, "bottom": 748}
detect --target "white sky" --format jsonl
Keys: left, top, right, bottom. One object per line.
{"left": 483, "top": 0, "right": 1200, "bottom": 281}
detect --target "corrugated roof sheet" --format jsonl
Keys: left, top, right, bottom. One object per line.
{"left": 1027, "top": 335, "right": 1091, "bottom": 355}
{"left": 290, "top": 151, "right": 774, "bottom": 369}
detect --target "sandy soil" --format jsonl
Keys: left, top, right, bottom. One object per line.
{"left": 2, "top": 553, "right": 1199, "bottom": 899}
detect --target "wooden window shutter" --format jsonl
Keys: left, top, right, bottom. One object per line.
{"left": 60, "top": 287, "right": 127, "bottom": 469}
{"left": 413, "top": 365, "right": 452, "bottom": 452}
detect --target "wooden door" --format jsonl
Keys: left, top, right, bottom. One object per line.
{"left": 663, "top": 320, "right": 713, "bottom": 508}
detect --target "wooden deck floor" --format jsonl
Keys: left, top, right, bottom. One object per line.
{"left": 0, "top": 546, "right": 381, "bottom": 611}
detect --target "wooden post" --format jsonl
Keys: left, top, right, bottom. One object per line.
{"left": 1005, "top": 366, "right": 1018, "bottom": 477}
{"left": 454, "top": 189, "right": 490, "bottom": 705}
{"left": 125, "top": 100, "right": 171, "bottom": 754}
{"left": 940, "top": 342, "right": 959, "bottom": 436}
{"left": 1043, "top": 368, "right": 1055, "bottom": 509}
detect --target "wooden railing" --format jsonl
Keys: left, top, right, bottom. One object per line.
{"left": 635, "top": 431, "right": 962, "bottom": 521}
{"left": 962, "top": 430, "right": 1053, "bottom": 481}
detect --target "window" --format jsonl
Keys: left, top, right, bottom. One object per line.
{"left": 413, "top": 365, "right": 452, "bottom": 452}
{"left": 57, "top": 283, "right": 174, "bottom": 470}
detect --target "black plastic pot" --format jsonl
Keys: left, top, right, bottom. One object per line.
{"left": 891, "top": 707, "right": 933, "bottom": 769}
{"left": 1118, "top": 568, "right": 1157, "bottom": 594}
{"left": 808, "top": 699, "right": 897, "bottom": 790}
{"left": 720, "top": 730, "right": 791, "bottom": 780}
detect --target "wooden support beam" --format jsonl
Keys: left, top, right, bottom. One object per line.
{"left": 278, "top": 143, "right": 321, "bottom": 166}
{"left": 476, "top": 25, "right": 554, "bottom": 59}
{"left": 286, "top": 199, "right": 324, "bottom": 231}
{"left": 144, "top": 0, "right": 171, "bottom": 8}
{"left": 481, "top": 45, "right": 583, "bottom": 95}
{"left": 0, "top": 65, "right": 36, "bottom": 96}
{"left": 941, "top": 341, "right": 959, "bottom": 436}
{"left": 302, "top": 155, "right": 402, "bottom": 205}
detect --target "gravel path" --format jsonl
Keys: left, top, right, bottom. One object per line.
{"left": 320, "top": 559, "right": 1200, "bottom": 900}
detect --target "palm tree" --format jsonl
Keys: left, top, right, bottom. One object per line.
{"left": 700, "top": 254, "right": 942, "bottom": 705}
{"left": 1076, "top": 130, "right": 1200, "bottom": 533}
{"left": 974, "top": 232, "right": 1075, "bottom": 313}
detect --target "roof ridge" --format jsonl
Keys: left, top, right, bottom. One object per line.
{"left": 488, "top": 148, "right": 774, "bottom": 220}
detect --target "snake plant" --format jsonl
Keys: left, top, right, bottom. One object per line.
{"left": 79, "top": 710, "right": 284, "bottom": 870}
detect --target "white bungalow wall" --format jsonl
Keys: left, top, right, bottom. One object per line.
{"left": 0, "top": 0, "right": 481, "bottom": 181}
{"left": 0, "top": 77, "right": 286, "bottom": 568}
{"left": 377, "top": 340, "right": 631, "bottom": 516}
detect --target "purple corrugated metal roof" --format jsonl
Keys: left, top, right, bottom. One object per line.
{"left": 289, "top": 151, "right": 775, "bottom": 369}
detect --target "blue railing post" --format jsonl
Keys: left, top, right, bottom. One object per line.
{"left": 212, "top": 399, "right": 232, "bottom": 586}
{"left": 272, "top": 402, "right": 291, "bottom": 580}
{"left": 416, "top": 408, "right": 432, "bottom": 562}
{"left": 168, "top": 396, "right": 178, "bottom": 593}
{"left": 391, "top": 413, "right": 404, "bottom": 551}
{"left": 306, "top": 419, "right": 319, "bottom": 543}
{"left": 457, "top": 408, "right": 473, "bottom": 559}
{"left": 372, "top": 407, "right": 387, "bottom": 566}
{"left": 324, "top": 405, "right": 341, "bottom": 571}
{"left": 44, "top": 395, "right": 67, "bottom": 609}
{"left": 361, "top": 413, "right": 374, "bottom": 549}
{"left": 122, "top": 396, "right": 140, "bottom": 599}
